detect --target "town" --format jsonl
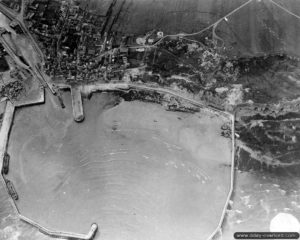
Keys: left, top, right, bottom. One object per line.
{"left": 1, "top": 0, "right": 300, "bottom": 240}
{"left": 19, "top": 0, "right": 240, "bottom": 111}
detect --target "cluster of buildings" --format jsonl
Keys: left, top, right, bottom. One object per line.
{"left": 1, "top": 0, "right": 20, "bottom": 12}
{"left": 23, "top": 0, "right": 167, "bottom": 85}
{"left": 24, "top": 0, "right": 121, "bottom": 84}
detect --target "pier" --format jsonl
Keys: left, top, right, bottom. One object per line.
{"left": 71, "top": 86, "right": 84, "bottom": 122}
{"left": 56, "top": 83, "right": 130, "bottom": 122}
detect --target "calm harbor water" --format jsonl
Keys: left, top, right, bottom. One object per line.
{"left": 3, "top": 91, "right": 232, "bottom": 240}
{"left": 1, "top": 91, "right": 299, "bottom": 240}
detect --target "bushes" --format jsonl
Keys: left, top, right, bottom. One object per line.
{"left": 187, "top": 39, "right": 240, "bottom": 86}
{"left": 0, "top": 81, "right": 24, "bottom": 100}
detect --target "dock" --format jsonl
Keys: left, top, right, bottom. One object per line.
{"left": 71, "top": 86, "right": 84, "bottom": 122}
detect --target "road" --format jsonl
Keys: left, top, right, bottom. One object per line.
{"left": 56, "top": 81, "right": 231, "bottom": 118}
{"left": 0, "top": 34, "right": 30, "bottom": 70}
{"left": 124, "top": 0, "right": 254, "bottom": 48}
{"left": 0, "top": 1, "right": 55, "bottom": 93}
{"left": 0, "top": 2, "right": 235, "bottom": 239}
{"left": 0, "top": 30, "right": 53, "bottom": 92}
{"left": 129, "top": 83, "right": 227, "bottom": 115}
{"left": 0, "top": 1, "right": 44, "bottom": 62}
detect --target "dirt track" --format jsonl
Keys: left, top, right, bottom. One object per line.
{"left": 104, "top": 0, "right": 300, "bottom": 57}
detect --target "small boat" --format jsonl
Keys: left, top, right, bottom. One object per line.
{"left": 2, "top": 152, "right": 9, "bottom": 175}
{"left": 6, "top": 179, "right": 18, "bottom": 201}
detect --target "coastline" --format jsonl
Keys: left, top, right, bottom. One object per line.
{"left": 0, "top": 84, "right": 235, "bottom": 240}
{"left": 55, "top": 82, "right": 232, "bottom": 122}
{"left": 55, "top": 82, "right": 236, "bottom": 240}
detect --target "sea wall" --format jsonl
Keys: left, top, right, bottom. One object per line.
{"left": 19, "top": 215, "right": 98, "bottom": 240}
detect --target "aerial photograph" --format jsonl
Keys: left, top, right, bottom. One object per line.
{"left": 0, "top": 0, "right": 300, "bottom": 240}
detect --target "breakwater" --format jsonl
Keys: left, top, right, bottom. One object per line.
{"left": 0, "top": 97, "right": 98, "bottom": 239}
{"left": 71, "top": 86, "right": 84, "bottom": 122}
{"left": 1, "top": 82, "right": 234, "bottom": 240}
{"left": 54, "top": 82, "right": 235, "bottom": 240}
{"left": 19, "top": 215, "right": 98, "bottom": 240}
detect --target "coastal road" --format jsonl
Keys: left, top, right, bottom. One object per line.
{"left": 129, "top": 83, "right": 228, "bottom": 115}
{"left": 72, "top": 81, "right": 229, "bottom": 116}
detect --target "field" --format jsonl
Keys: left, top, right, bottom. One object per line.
{"left": 100, "top": 0, "right": 245, "bottom": 35}
{"left": 99, "top": 0, "right": 300, "bottom": 57}
{"left": 216, "top": 0, "right": 300, "bottom": 57}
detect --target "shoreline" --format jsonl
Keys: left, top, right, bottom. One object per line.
{"left": 55, "top": 82, "right": 232, "bottom": 122}
{"left": 0, "top": 83, "right": 235, "bottom": 240}
{"left": 55, "top": 82, "right": 236, "bottom": 240}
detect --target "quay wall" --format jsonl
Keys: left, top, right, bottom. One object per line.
{"left": 14, "top": 87, "right": 45, "bottom": 107}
